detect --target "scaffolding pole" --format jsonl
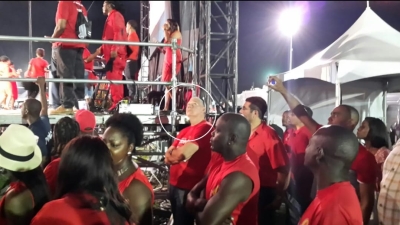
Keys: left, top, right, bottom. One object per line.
{"left": 199, "top": 1, "right": 239, "bottom": 112}
{"left": 140, "top": 1, "right": 150, "bottom": 83}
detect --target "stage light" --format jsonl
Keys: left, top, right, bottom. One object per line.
{"left": 278, "top": 8, "right": 303, "bottom": 37}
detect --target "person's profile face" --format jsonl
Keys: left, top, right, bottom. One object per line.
{"left": 282, "top": 112, "right": 289, "bottom": 127}
{"left": 21, "top": 103, "right": 27, "bottom": 119}
{"left": 102, "top": 126, "right": 131, "bottom": 165}
{"left": 210, "top": 119, "right": 227, "bottom": 153}
{"left": 102, "top": 1, "right": 109, "bottom": 15}
{"left": 328, "top": 106, "right": 351, "bottom": 129}
{"left": 239, "top": 102, "right": 255, "bottom": 123}
{"left": 356, "top": 120, "right": 370, "bottom": 139}
{"left": 125, "top": 23, "right": 131, "bottom": 34}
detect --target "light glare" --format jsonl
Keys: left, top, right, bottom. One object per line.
{"left": 278, "top": 8, "right": 303, "bottom": 37}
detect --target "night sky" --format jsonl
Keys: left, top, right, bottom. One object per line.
{"left": 0, "top": 1, "right": 399, "bottom": 92}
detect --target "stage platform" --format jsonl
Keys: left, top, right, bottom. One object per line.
{"left": 0, "top": 109, "right": 189, "bottom": 125}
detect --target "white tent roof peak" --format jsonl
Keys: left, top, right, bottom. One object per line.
{"left": 283, "top": 7, "right": 400, "bottom": 83}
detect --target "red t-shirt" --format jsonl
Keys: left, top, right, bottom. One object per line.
{"left": 27, "top": 57, "right": 48, "bottom": 78}
{"left": 285, "top": 126, "right": 314, "bottom": 198}
{"left": 246, "top": 122, "right": 289, "bottom": 187}
{"left": 30, "top": 193, "right": 130, "bottom": 225}
{"left": 53, "top": 1, "right": 87, "bottom": 49}
{"left": 298, "top": 182, "right": 363, "bottom": 225}
{"left": 351, "top": 144, "right": 378, "bottom": 185}
{"left": 205, "top": 153, "right": 260, "bottom": 225}
{"left": 44, "top": 158, "right": 61, "bottom": 198}
{"left": 118, "top": 168, "right": 155, "bottom": 204}
{"left": 127, "top": 32, "right": 140, "bottom": 60}
{"left": 169, "top": 120, "right": 213, "bottom": 190}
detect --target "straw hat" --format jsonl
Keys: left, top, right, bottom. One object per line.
{"left": 0, "top": 124, "right": 42, "bottom": 172}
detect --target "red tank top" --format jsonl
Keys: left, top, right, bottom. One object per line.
{"left": 118, "top": 168, "right": 155, "bottom": 204}
{"left": 0, "top": 182, "right": 34, "bottom": 225}
{"left": 205, "top": 153, "right": 260, "bottom": 225}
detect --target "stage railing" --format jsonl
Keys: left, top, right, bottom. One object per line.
{"left": 0, "top": 35, "right": 196, "bottom": 132}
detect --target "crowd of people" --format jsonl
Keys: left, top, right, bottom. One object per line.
{"left": 0, "top": 0, "right": 183, "bottom": 114}
{"left": 1, "top": 1, "right": 400, "bottom": 225}
{"left": 1, "top": 75, "right": 400, "bottom": 225}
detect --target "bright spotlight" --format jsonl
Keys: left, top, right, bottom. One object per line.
{"left": 278, "top": 8, "right": 303, "bottom": 37}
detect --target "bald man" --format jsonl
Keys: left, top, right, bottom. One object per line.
{"left": 268, "top": 76, "right": 377, "bottom": 224}
{"left": 165, "top": 97, "right": 213, "bottom": 225}
{"left": 21, "top": 77, "right": 51, "bottom": 166}
{"left": 299, "top": 125, "right": 363, "bottom": 224}
{"left": 187, "top": 113, "right": 260, "bottom": 225}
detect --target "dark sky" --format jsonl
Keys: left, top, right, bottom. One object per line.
{"left": 0, "top": 1, "right": 399, "bottom": 92}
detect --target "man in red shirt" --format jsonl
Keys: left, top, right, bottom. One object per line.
{"left": 285, "top": 107, "right": 314, "bottom": 224}
{"left": 239, "top": 96, "right": 289, "bottom": 224}
{"left": 48, "top": 1, "right": 87, "bottom": 115}
{"left": 187, "top": 113, "right": 260, "bottom": 225}
{"left": 299, "top": 125, "right": 363, "bottom": 225}
{"left": 164, "top": 97, "right": 213, "bottom": 225}
{"left": 24, "top": 48, "right": 49, "bottom": 99}
{"left": 268, "top": 76, "right": 377, "bottom": 224}
{"left": 125, "top": 20, "right": 140, "bottom": 101}
{"left": 86, "top": 1, "right": 127, "bottom": 111}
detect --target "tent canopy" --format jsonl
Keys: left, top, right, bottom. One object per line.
{"left": 282, "top": 7, "right": 400, "bottom": 84}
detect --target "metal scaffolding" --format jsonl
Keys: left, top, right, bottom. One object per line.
{"left": 198, "top": 1, "right": 239, "bottom": 112}
{"left": 140, "top": 1, "right": 150, "bottom": 61}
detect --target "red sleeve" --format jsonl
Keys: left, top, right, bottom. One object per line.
{"left": 111, "top": 13, "right": 126, "bottom": 52}
{"left": 191, "top": 124, "right": 213, "bottom": 147}
{"left": 352, "top": 148, "right": 378, "bottom": 184}
{"left": 128, "top": 33, "right": 140, "bottom": 58}
{"left": 83, "top": 48, "right": 90, "bottom": 59}
{"left": 266, "top": 132, "right": 289, "bottom": 169}
{"left": 56, "top": 1, "right": 70, "bottom": 20}
{"left": 43, "top": 159, "right": 60, "bottom": 197}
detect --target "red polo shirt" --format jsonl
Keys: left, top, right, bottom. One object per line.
{"left": 169, "top": 120, "right": 213, "bottom": 190}
{"left": 286, "top": 126, "right": 314, "bottom": 199}
{"left": 53, "top": 1, "right": 87, "bottom": 49}
{"left": 299, "top": 182, "right": 363, "bottom": 225}
{"left": 246, "top": 122, "right": 289, "bottom": 187}
{"left": 44, "top": 158, "right": 61, "bottom": 198}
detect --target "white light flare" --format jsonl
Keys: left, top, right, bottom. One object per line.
{"left": 278, "top": 8, "right": 303, "bottom": 37}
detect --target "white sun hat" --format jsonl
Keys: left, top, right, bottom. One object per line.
{"left": 0, "top": 124, "right": 42, "bottom": 172}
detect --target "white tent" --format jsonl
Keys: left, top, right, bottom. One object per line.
{"left": 282, "top": 7, "right": 400, "bottom": 83}
{"left": 269, "top": 7, "right": 400, "bottom": 128}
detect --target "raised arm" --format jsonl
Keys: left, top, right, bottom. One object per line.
{"left": 268, "top": 76, "right": 320, "bottom": 134}
{"left": 196, "top": 172, "right": 253, "bottom": 225}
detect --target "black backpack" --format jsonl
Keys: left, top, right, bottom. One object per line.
{"left": 75, "top": 3, "right": 92, "bottom": 39}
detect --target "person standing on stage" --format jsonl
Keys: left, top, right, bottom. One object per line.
{"left": 164, "top": 97, "right": 213, "bottom": 224}
{"left": 299, "top": 125, "right": 363, "bottom": 225}
{"left": 125, "top": 20, "right": 140, "bottom": 101}
{"left": 24, "top": 48, "right": 49, "bottom": 99}
{"left": 239, "top": 97, "right": 290, "bottom": 224}
{"left": 48, "top": 1, "right": 87, "bottom": 115}
{"left": 86, "top": 1, "right": 127, "bottom": 111}
{"left": 161, "top": 19, "right": 182, "bottom": 111}
{"left": 0, "top": 56, "right": 18, "bottom": 110}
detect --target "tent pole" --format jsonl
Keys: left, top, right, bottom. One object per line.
{"left": 335, "top": 78, "right": 341, "bottom": 107}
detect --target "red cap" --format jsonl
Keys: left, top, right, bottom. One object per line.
{"left": 75, "top": 110, "right": 96, "bottom": 133}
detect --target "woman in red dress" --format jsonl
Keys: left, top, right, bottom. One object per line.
{"left": 31, "top": 136, "right": 132, "bottom": 225}
{"left": 103, "top": 113, "right": 154, "bottom": 225}
{"left": 161, "top": 19, "right": 182, "bottom": 111}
